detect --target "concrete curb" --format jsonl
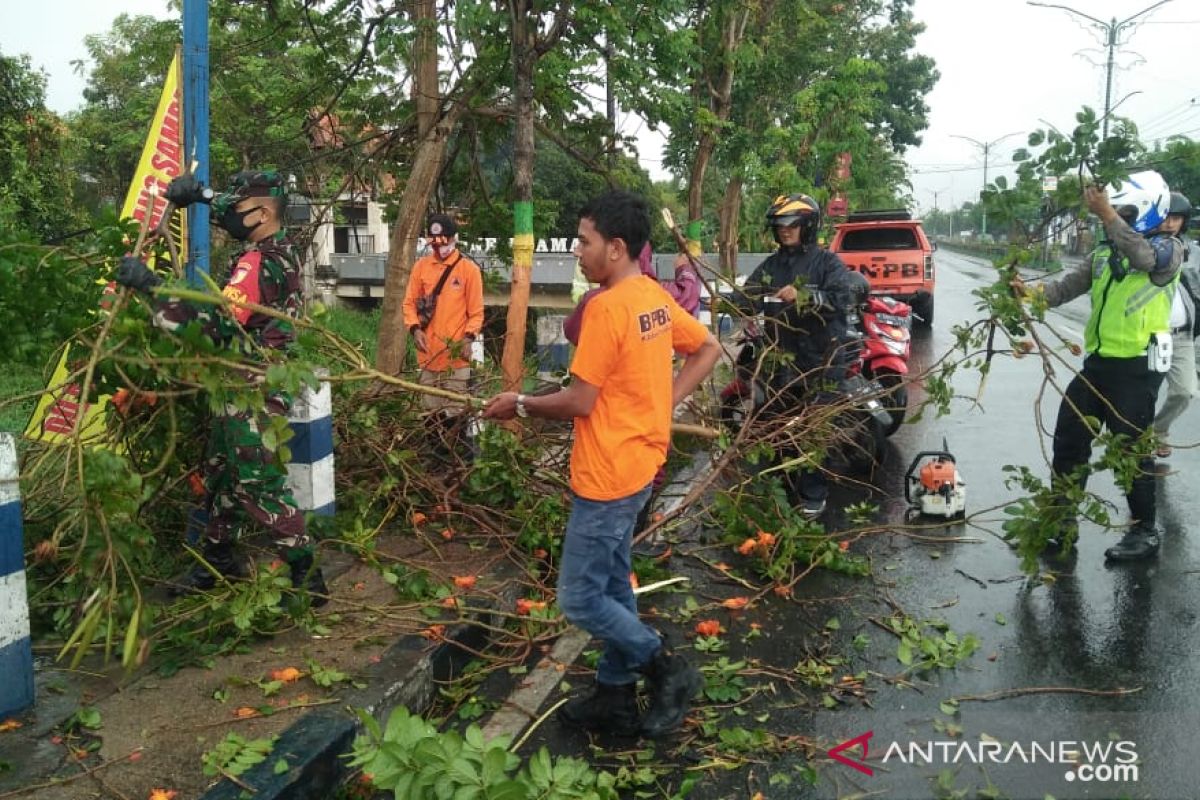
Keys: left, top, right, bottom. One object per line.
{"left": 200, "top": 445, "right": 715, "bottom": 799}
{"left": 200, "top": 577, "right": 522, "bottom": 800}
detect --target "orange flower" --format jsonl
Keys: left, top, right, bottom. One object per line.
{"left": 756, "top": 531, "right": 776, "bottom": 548}
{"left": 234, "top": 707, "right": 258, "bottom": 719}
{"left": 838, "top": 540, "right": 850, "bottom": 552}
{"left": 652, "top": 512, "right": 664, "bottom": 523}
{"left": 749, "top": 622, "right": 762, "bottom": 631}
{"left": 440, "top": 528, "right": 455, "bottom": 541}
{"left": 421, "top": 624, "right": 446, "bottom": 640}
{"left": 516, "top": 599, "right": 547, "bottom": 616}
{"left": 772, "top": 584, "right": 793, "bottom": 598}
{"left": 629, "top": 572, "right": 640, "bottom": 590}
{"left": 736, "top": 538, "right": 758, "bottom": 556}
{"left": 453, "top": 575, "right": 477, "bottom": 590}
{"left": 188, "top": 472, "right": 206, "bottom": 497}
{"left": 411, "top": 511, "right": 428, "bottom": 526}
{"left": 694, "top": 619, "right": 722, "bottom": 637}
{"left": 441, "top": 596, "right": 458, "bottom": 609}
{"left": 142, "top": 391, "right": 159, "bottom": 406}
{"left": 721, "top": 596, "right": 750, "bottom": 610}
{"left": 0, "top": 719, "right": 22, "bottom": 733}
{"left": 148, "top": 790, "right": 178, "bottom": 800}
{"left": 32, "top": 540, "right": 58, "bottom": 563}
{"left": 128, "top": 749, "right": 143, "bottom": 762}
{"left": 533, "top": 548, "right": 548, "bottom": 559}
{"left": 270, "top": 667, "right": 303, "bottom": 683}
{"left": 111, "top": 388, "right": 131, "bottom": 415}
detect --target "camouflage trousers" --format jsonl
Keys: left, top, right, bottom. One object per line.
{"left": 202, "top": 405, "right": 307, "bottom": 549}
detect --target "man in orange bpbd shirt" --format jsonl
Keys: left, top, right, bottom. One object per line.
{"left": 483, "top": 190, "right": 721, "bottom": 738}
{"left": 403, "top": 213, "right": 484, "bottom": 459}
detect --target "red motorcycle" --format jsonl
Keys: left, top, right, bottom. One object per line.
{"left": 846, "top": 294, "right": 911, "bottom": 436}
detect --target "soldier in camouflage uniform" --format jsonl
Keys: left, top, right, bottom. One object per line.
{"left": 116, "top": 171, "right": 328, "bottom": 604}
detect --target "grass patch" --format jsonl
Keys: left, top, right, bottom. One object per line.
{"left": 308, "top": 304, "right": 381, "bottom": 366}
{"left": 0, "top": 360, "right": 46, "bottom": 436}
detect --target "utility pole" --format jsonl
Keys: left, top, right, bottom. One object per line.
{"left": 1028, "top": 0, "right": 1173, "bottom": 137}
{"left": 182, "top": 0, "right": 210, "bottom": 282}
{"left": 925, "top": 186, "right": 950, "bottom": 236}
{"left": 950, "top": 132, "right": 1021, "bottom": 238}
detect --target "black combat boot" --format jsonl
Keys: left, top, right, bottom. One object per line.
{"left": 558, "top": 681, "right": 640, "bottom": 737}
{"left": 286, "top": 549, "right": 330, "bottom": 607}
{"left": 638, "top": 647, "right": 703, "bottom": 738}
{"left": 170, "top": 539, "right": 243, "bottom": 596}
{"left": 1104, "top": 523, "right": 1161, "bottom": 562}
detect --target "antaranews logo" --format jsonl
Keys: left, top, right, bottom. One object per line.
{"left": 828, "top": 732, "right": 1139, "bottom": 784}
{"left": 828, "top": 731, "right": 874, "bottom": 776}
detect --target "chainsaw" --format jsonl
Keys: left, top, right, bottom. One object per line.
{"left": 904, "top": 438, "right": 966, "bottom": 519}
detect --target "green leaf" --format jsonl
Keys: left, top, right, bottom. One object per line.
{"left": 897, "top": 641, "right": 913, "bottom": 666}
{"left": 274, "top": 758, "right": 289, "bottom": 775}
{"left": 994, "top": 612, "right": 1007, "bottom": 625}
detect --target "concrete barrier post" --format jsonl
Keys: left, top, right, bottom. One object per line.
{"left": 535, "top": 313, "right": 569, "bottom": 379}
{"left": 0, "top": 433, "right": 34, "bottom": 718}
{"left": 286, "top": 372, "right": 335, "bottom": 516}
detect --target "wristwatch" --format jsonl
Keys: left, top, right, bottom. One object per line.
{"left": 515, "top": 394, "right": 529, "bottom": 418}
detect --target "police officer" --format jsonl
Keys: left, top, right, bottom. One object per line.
{"left": 1151, "top": 192, "right": 1197, "bottom": 458}
{"left": 1015, "top": 171, "right": 1186, "bottom": 561}
{"left": 116, "top": 171, "right": 328, "bottom": 602}
{"left": 735, "top": 193, "right": 856, "bottom": 516}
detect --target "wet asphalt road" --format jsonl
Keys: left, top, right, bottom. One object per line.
{"left": 496, "top": 248, "right": 1200, "bottom": 799}
{"left": 805, "top": 249, "right": 1200, "bottom": 799}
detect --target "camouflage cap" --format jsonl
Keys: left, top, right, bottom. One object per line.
{"left": 212, "top": 171, "right": 288, "bottom": 216}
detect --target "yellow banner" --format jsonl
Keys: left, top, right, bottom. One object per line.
{"left": 25, "top": 51, "right": 186, "bottom": 444}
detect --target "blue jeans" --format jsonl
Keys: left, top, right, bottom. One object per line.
{"left": 557, "top": 485, "right": 660, "bottom": 686}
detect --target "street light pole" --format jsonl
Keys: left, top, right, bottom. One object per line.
{"left": 950, "top": 132, "right": 1021, "bottom": 238}
{"left": 1028, "top": 0, "right": 1174, "bottom": 137}
{"left": 925, "top": 185, "right": 949, "bottom": 236}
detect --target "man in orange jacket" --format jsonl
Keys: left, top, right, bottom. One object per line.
{"left": 403, "top": 213, "right": 484, "bottom": 459}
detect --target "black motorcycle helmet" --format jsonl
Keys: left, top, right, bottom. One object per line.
{"left": 1168, "top": 191, "right": 1192, "bottom": 233}
{"left": 765, "top": 193, "right": 821, "bottom": 247}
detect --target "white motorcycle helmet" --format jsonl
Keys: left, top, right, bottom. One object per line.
{"left": 1108, "top": 170, "right": 1170, "bottom": 234}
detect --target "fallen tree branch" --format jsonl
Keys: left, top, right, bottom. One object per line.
{"left": 952, "top": 686, "right": 1142, "bottom": 703}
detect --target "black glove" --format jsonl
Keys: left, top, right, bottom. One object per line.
{"left": 165, "top": 175, "right": 213, "bottom": 208}
{"left": 115, "top": 256, "right": 163, "bottom": 293}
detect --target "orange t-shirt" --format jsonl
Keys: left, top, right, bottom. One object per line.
{"left": 569, "top": 275, "right": 709, "bottom": 500}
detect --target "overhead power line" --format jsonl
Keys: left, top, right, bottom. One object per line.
{"left": 1028, "top": 0, "right": 1175, "bottom": 137}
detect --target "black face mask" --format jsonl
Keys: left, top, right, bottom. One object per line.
{"left": 217, "top": 205, "right": 265, "bottom": 241}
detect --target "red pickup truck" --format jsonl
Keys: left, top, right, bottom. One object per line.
{"left": 829, "top": 210, "right": 936, "bottom": 326}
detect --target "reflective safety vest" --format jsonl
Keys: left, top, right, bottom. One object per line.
{"left": 1084, "top": 244, "right": 1177, "bottom": 358}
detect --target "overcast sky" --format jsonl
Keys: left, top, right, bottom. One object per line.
{"left": 3, "top": 0, "right": 1197, "bottom": 214}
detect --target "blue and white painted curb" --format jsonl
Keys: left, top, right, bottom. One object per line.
{"left": 286, "top": 372, "right": 335, "bottom": 517}
{"left": 0, "top": 433, "right": 34, "bottom": 719}
{"left": 535, "top": 313, "right": 570, "bottom": 378}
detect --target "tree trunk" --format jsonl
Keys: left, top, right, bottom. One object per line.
{"left": 375, "top": 106, "right": 462, "bottom": 375}
{"left": 683, "top": 6, "right": 748, "bottom": 256}
{"left": 375, "top": 0, "right": 448, "bottom": 376}
{"left": 412, "top": 0, "right": 438, "bottom": 139}
{"left": 717, "top": 175, "right": 742, "bottom": 278}
{"left": 500, "top": 2, "right": 536, "bottom": 392}
{"left": 685, "top": 135, "right": 715, "bottom": 255}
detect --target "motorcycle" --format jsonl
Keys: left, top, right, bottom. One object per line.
{"left": 845, "top": 294, "right": 911, "bottom": 436}
{"left": 718, "top": 295, "right": 891, "bottom": 476}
